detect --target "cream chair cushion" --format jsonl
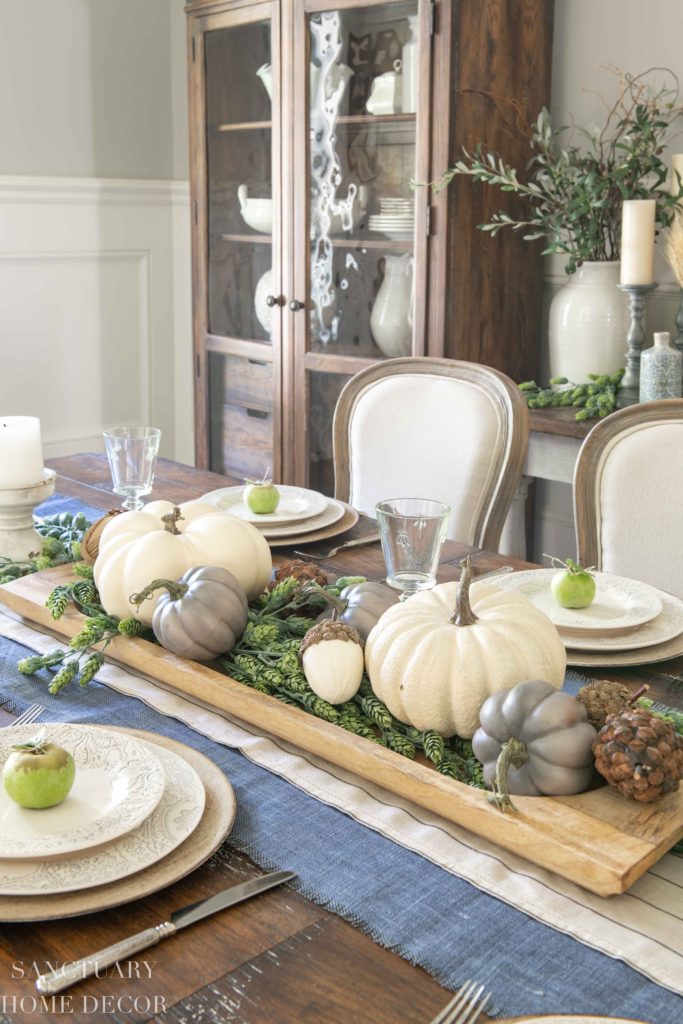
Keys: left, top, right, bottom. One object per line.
{"left": 346, "top": 374, "right": 503, "bottom": 542}
{"left": 591, "top": 421, "right": 683, "bottom": 599}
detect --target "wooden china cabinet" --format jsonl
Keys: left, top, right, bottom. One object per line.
{"left": 185, "top": 0, "right": 553, "bottom": 491}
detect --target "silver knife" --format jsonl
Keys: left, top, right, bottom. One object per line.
{"left": 35, "top": 870, "right": 296, "bottom": 996}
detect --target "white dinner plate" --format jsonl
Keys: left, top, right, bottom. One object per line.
{"left": 494, "top": 570, "right": 663, "bottom": 635}
{"left": 0, "top": 724, "right": 165, "bottom": 859}
{"left": 0, "top": 737, "right": 206, "bottom": 895}
{"left": 258, "top": 498, "right": 346, "bottom": 538}
{"left": 503, "top": 1016, "right": 649, "bottom": 1024}
{"left": 198, "top": 484, "right": 328, "bottom": 525}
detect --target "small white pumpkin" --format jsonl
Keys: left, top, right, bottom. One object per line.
{"left": 94, "top": 500, "right": 271, "bottom": 625}
{"left": 365, "top": 559, "right": 567, "bottom": 739}
{"left": 300, "top": 621, "right": 365, "bottom": 705}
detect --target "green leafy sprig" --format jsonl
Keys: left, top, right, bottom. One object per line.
{"left": 429, "top": 68, "right": 683, "bottom": 274}
{"left": 0, "top": 511, "right": 92, "bottom": 584}
{"left": 17, "top": 565, "right": 150, "bottom": 695}
{"left": 518, "top": 370, "right": 624, "bottom": 421}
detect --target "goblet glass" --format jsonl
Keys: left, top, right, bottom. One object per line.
{"left": 375, "top": 498, "right": 451, "bottom": 600}
{"left": 103, "top": 426, "right": 161, "bottom": 511}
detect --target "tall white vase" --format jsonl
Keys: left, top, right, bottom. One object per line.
{"left": 370, "top": 254, "right": 413, "bottom": 357}
{"left": 548, "top": 261, "right": 629, "bottom": 382}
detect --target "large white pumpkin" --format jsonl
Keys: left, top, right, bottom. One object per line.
{"left": 94, "top": 500, "right": 271, "bottom": 625}
{"left": 365, "top": 567, "right": 566, "bottom": 739}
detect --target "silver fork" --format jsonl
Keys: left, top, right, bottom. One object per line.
{"left": 292, "top": 532, "right": 381, "bottom": 560}
{"left": 429, "top": 981, "right": 491, "bottom": 1024}
{"left": 9, "top": 703, "right": 45, "bottom": 727}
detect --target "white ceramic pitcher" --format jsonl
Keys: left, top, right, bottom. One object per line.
{"left": 370, "top": 253, "right": 414, "bottom": 357}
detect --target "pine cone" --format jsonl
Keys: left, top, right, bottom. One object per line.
{"left": 268, "top": 560, "right": 328, "bottom": 590}
{"left": 267, "top": 560, "right": 329, "bottom": 618}
{"left": 577, "top": 679, "right": 630, "bottom": 730}
{"left": 593, "top": 708, "right": 683, "bottom": 803}
{"left": 80, "top": 510, "right": 124, "bottom": 565}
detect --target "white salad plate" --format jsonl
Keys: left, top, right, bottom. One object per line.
{"left": 198, "top": 484, "right": 328, "bottom": 525}
{"left": 0, "top": 724, "right": 166, "bottom": 860}
{"left": 0, "top": 737, "right": 206, "bottom": 896}
{"left": 494, "top": 570, "right": 663, "bottom": 635}
{"left": 561, "top": 589, "right": 683, "bottom": 652}
{"left": 258, "top": 497, "right": 347, "bottom": 538}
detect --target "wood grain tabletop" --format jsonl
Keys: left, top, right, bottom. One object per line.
{"left": 0, "top": 453, "right": 678, "bottom": 1024}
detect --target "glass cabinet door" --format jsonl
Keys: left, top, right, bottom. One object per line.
{"left": 294, "top": 1, "right": 429, "bottom": 491}
{"left": 196, "top": 7, "right": 282, "bottom": 481}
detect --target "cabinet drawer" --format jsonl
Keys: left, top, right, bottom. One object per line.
{"left": 223, "top": 354, "right": 273, "bottom": 408}
{"left": 211, "top": 401, "right": 273, "bottom": 481}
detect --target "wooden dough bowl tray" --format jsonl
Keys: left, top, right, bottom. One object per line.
{"left": 2, "top": 566, "right": 682, "bottom": 897}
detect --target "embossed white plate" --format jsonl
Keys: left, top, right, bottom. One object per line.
{"left": 0, "top": 724, "right": 165, "bottom": 859}
{"left": 562, "top": 589, "right": 683, "bottom": 652}
{"left": 258, "top": 498, "right": 347, "bottom": 538}
{"left": 198, "top": 484, "right": 328, "bottom": 525}
{"left": 502, "top": 1016, "right": 649, "bottom": 1024}
{"left": 0, "top": 737, "right": 206, "bottom": 895}
{"left": 494, "top": 570, "right": 663, "bottom": 634}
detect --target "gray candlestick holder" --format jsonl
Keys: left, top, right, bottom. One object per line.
{"left": 674, "top": 287, "right": 683, "bottom": 353}
{"left": 617, "top": 282, "right": 657, "bottom": 407}
{"left": 0, "top": 469, "right": 56, "bottom": 562}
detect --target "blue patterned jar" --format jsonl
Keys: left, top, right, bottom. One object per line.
{"left": 639, "top": 331, "right": 683, "bottom": 402}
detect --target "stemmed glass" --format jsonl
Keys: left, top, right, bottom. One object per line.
{"left": 103, "top": 427, "right": 161, "bottom": 511}
{"left": 375, "top": 498, "right": 451, "bottom": 600}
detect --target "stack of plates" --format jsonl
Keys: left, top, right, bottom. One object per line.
{"left": 199, "top": 485, "right": 359, "bottom": 548}
{"left": 368, "top": 197, "right": 415, "bottom": 241}
{"left": 0, "top": 723, "right": 236, "bottom": 921}
{"left": 493, "top": 569, "right": 683, "bottom": 667}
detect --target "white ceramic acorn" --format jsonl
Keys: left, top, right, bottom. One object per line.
{"left": 300, "top": 620, "right": 365, "bottom": 704}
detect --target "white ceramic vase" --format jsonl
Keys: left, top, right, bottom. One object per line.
{"left": 548, "top": 261, "right": 629, "bottom": 382}
{"left": 370, "top": 253, "right": 413, "bottom": 357}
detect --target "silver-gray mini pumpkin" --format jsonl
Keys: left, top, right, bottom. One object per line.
{"left": 151, "top": 566, "right": 249, "bottom": 661}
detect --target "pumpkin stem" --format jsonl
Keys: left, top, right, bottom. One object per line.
{"left": 161, "top": 507, "right": 184, "bottom": 535}
{"left": 449, "top": 557, "right": 479, "bottom": 626}
{"left": 130, "top": 578, "right": 189, "bottom": 608}
{"left": 301, "top": 582, "right": 347, "bottom": 615}
{"left": 488, "top": 737, "right": 528, "bottom": 814}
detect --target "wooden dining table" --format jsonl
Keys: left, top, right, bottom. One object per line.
{"left": 0, "top": 453, "right": 681, "bottom": 1024}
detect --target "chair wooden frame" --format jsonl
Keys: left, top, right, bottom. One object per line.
{"left": 574, "top": 398, "right": 683, "bottom": 569}
{"left": 332, "top": 357, "right": 529, "bottom": 551}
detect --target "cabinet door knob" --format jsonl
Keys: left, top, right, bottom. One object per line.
{"left": 289, "top": 299, "right": 305, "bottom": 312}
{"left": 265, "top": 294, "right": 285, "bottom": 308}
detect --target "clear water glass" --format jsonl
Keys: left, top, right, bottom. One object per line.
{"left": 375, "top": 498, "right": 451, "bottom": 600}
{"left": 103, "top": 426, "right": 161, "bottom": 511}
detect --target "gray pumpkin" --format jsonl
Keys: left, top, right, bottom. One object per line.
{"left": 472, "top": 679, "right": 597, "bottom": 804}
{"left": 317, "top": 581, "right": 399, "bottom": 641}
{"left": 150, "top": 566, "right": 248, "bottom": 661}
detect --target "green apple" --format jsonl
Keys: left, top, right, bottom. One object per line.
{"left": 3, "top": 733, "right": 75, "bottom": 809}
{"left": 243, "top": 477, "right": 280, "bottom": 515}
{"left": 551, "top": 558, "right": 596, "bottom": 609}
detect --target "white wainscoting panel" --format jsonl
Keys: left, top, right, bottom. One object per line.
{"left": 0, "top": 176, "right": 194, "bottom": 464}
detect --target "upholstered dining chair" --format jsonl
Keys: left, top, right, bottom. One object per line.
{"left": 573, "top": 398, "right": 683, "bottom": 600}
{"left": 332, "top": 357, "right": 529, "bottom": 549}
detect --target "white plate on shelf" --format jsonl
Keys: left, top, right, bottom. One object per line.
{"left": 493, "top": 570, "right": 663, "bottom": 635}
{"left": 0, "top": 737, "right": 207, "bottom": 896}
{"left": 198, "top": 484, "right": 328, "bottom": 525}
{"left": 259, "top": 498, "right": 347, "bottom": 538}
{"left": 0, "top": 724, "right": 166, "bottom": 860}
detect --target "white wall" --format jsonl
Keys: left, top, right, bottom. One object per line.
{"left": 0, "top": 1, "right": 194, "bottom": 466}
{"left": 532, "top": 0, "right": 683, "bottom": 562}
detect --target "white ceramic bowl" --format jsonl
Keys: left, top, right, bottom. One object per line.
{"left": 240, "top": 198, "right": 273, "bottom": 234}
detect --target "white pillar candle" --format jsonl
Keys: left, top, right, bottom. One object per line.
{"left": 672, "top": 154, "right": 683, "bottom": 196}
{"left": 620, "top": 199, "right": 655, "bottom": 286}
{"left": 0, "top": 417, "right": 45, "bottom": 489}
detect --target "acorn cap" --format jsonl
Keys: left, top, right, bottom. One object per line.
{"left": 299, "top": 620, "right": 363, "bottom": 656}
{"left": 577, "top": 679, "right": 630, "bottom": 731}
